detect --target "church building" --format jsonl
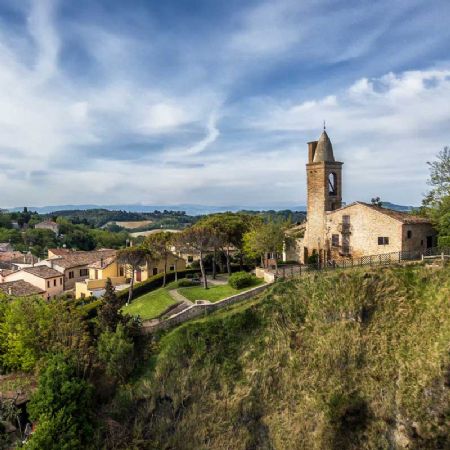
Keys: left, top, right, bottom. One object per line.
{"left": 288, "top": 130, "right": 437, "bottom": 264}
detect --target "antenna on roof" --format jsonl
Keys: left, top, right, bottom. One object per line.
{"left": 323, "top": 120, "right": 326, "bottom": 131}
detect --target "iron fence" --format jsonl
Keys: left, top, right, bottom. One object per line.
{"left": 275, "top": 246, "right": 450, "bottom": 279}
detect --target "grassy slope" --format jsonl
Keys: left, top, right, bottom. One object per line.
{"left": 122, "top": 288, "right": 177, "bottom": 320}
{"left": 103, "top": 264, "right": 450, "bottom": 450}
{"left": 178, "top": 279, "right": 263, "bottom": 303}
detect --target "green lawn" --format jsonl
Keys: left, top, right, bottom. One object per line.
{"left": 122, "top": 288, "right": 178, "bottom": 320}
{"left": 178, "top": 279, "right": 263, "bottom": 303}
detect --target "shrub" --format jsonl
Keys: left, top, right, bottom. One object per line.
{"left": 438, "top": 235, "right": 450, "bottom": 248}
{"left": 177, "top": 279, "right": 193, "bottom": 288}
{"left": 228, "top": 271, "right": 256, "bottom": 289}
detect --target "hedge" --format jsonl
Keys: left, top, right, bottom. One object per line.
{"left": 116, "top": 269, "right": 199, "bottom": 302}
{"left": 228, "top": 271, "right": 257, "bottom": 289}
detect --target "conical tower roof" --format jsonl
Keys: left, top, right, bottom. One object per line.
{"left": 313, "top": 130, "right": 335, "bottom": 162}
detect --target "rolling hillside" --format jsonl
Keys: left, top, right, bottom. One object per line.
{"left": 100, "top": 264, "right": 450, "bottom": 450}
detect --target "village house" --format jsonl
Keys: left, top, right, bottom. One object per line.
{"left": 0, "top": 242, "right": 14, "bottom": 253}
{"left": 286, "top": 129, "right": 437, "bottom": 264}
{"left": 75, "top": 255, "right": 127, "bottom": 299}
{"left": 38, "top": 249, "right": 117, "bottom": 290}
{"left": 0, "top": 280, "right": 45, "bottom": 298}
{"left": 2, "top": 266, "right": 64, "bottom": 299}
{"left": 75, "top": 251, "right": 186, "bottom": 298}
{"left": 132, "top": 252, "right": 186, "bottom": 282}
{"left": 35, "top": 220, "right": 59, "bottom": 234}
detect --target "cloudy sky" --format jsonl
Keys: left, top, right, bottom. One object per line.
{"left": 0, "top": 0, "right": 449, "bottom": 209}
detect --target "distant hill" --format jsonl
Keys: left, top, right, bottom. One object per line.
{"left": 381, "top": 201, "right": 416, "bottom": 212}
{"left": 6, "top": 203, "right": 308, "bottom": 216}
{"left": 5, "top": 202, "right": 416, "bottom": 216}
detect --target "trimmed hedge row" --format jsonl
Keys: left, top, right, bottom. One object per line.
{"left": 116, "top": 269, "right": 199, "bottom": 302}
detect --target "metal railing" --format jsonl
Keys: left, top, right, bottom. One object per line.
{"left": 275, "top": 246, "right": 450, "bottom": 279}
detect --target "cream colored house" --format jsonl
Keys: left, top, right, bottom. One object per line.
{"left": 75, "top": 251, "right": 187, "bottom": 299}
{"left": 76, "top": 256, "right": 127, "bottom": 299}
{"left": 286, "top": 130, "right": 436, "bottom": 264}
{"left": 39, "top": 249, "right": 116, "bottom": 290}
{"left": 2, "top": 266, "right": 64, "bottom": 299}
{"left": 131, "top": 252, "right": 186, "bottom": 283}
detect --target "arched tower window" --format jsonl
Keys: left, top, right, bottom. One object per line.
{"left": 328, "top": 172, "right": 337, "bottom": 196}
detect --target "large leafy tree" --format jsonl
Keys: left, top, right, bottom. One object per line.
{"left": 423, "top": 146, "right": 450, "bottom": 241}
{"left": 0, "top": 297, "right": 93, "bottom": 374}
{"left": 27, "top": 354, "right": 94, "bottom": 450}
{"left": 178, "top": 225, "right": 214, "bottom": 289}
{"left": 243, "top": 221, "right": 286, "bottom": 270}
{"left": 143, "top": 232, "right": 173, "bottom": 287}
{"left": 117, "top": 246, "right": 147, "bottom": 305}
{"left": 197, "top": 213, "right": 260, "bottom": 274}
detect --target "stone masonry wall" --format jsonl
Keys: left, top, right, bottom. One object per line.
{"left": 326, "top": 204, "right": 403, "bottom": 258}
{"left": 141, "top": 283, "right": 271, "bottom": 334}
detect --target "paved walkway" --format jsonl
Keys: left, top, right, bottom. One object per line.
{"left": 168, "top": 288, "right": 193, "bottom": 306}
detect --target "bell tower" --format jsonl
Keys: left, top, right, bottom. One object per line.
{"left": 303, "top": 128, "right": 343, "bottom": 262}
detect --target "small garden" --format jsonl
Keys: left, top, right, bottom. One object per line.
{"left": 122, "top": 287, "right": 177, "bottom": 320}
{"left": 122, "top": 272, "right": 263, "bottom": 319}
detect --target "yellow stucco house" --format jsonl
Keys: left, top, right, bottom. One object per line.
{"left": 75, "top": 252, "right": 186, "bottom": 299}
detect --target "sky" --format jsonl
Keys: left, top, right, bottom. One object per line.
{"left": 0, "top": 0, "right": 449, "bottom": 209}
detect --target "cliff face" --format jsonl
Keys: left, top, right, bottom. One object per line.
{"left": 104, "top": 264, "right": 450, "bottom": 450}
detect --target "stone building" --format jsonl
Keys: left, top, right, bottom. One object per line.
{"left": 288, "top": 130, "right": 437, "bottom": 264}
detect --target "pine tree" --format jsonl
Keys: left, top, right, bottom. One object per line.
{"left": 98, "top": 278, "right": 123, "bottom": 332}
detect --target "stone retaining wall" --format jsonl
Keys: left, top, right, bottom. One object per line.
{"left": 141, "top": 283, "right": 271, "bottom": 334}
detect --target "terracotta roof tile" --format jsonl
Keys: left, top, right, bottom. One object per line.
{"left": 0, "top": 280, "right": 45, "bottom": 297}
{"left": 23, "top": 266, "right": 62, "bottom": 279}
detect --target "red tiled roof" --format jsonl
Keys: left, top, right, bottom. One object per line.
{"left": 0, "top": 280, "right": 45, "bottom": 297}
{"left": 23, "top": 266, "right": 62, "bottom": 279}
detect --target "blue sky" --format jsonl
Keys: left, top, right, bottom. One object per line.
{"left": 0, "top": 0, "right": 449, "bottom": 208}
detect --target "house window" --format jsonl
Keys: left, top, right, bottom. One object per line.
{"left": 169, "top": 265, "right": 175, "bottom": 271}
{"left": 407, "top": 230, "right": 412, "bottom": 239}
{"left": 47, "top": 281, "right": 50, "bottom": 288}
{"left": 378, "top": 237, "right": 389, "bottom": 245}
{"left": 53, "top": 279, "right": 56, "bottom": 287}
{"left": 187, "top": 255, "right": 194, "bottom": 263}
{"left": 60, "top": 278, "right": 63, "bottom": 285}
{"left": 95, "top": 270, "right": 99, "bottom": 280}
{"left": 119, "top": 267, "right": 124, "bottom": 277}
{"left": 152, "top": 268, "right": 158, "bottom": 276}
{"left": 331, "top": 234, "right": 339, "bottom": 247}
{"left": 342, "top": 215, "right": 350, "bottom": 224}
{"left": 80, "top": 269, "right": 89, "bottom": 277}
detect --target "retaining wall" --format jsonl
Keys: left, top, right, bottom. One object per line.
{"left": 141, "top": 283, "right": 271, "bottom": 334}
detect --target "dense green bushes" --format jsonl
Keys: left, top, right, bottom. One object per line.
{"left": 228, "top": 271, "right": 257, "bottom": 289}
{"left": 438, "top": 235, "right": 450, "bottom": 247}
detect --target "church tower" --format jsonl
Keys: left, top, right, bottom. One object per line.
{"left": 303, "top": 129, "right": 343, "bottom": 262}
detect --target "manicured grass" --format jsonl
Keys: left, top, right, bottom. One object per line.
{"left": 122, "top": 288, "right": 178, "bottom": 320}
{"left": 178, "top": 279, "right": 263, "bottom": 303}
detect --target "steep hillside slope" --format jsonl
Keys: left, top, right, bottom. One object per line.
{"left": 102, "top": 264, "right": 450, "bottom": 450}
